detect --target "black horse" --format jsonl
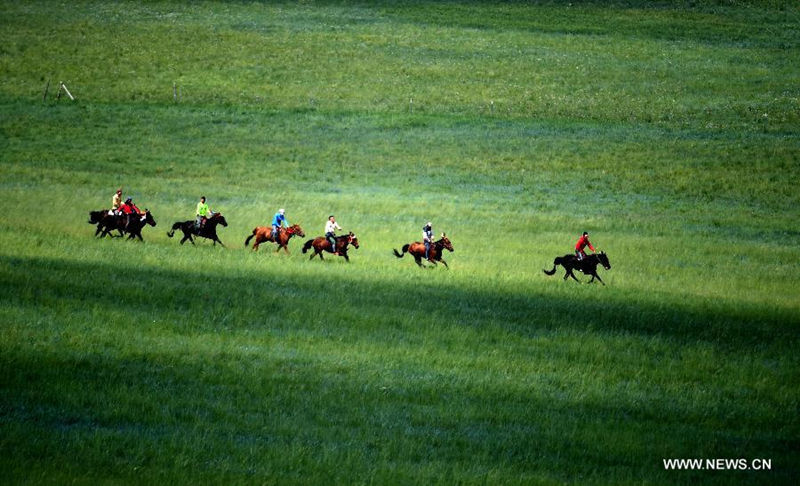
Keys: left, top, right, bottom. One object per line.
{"left": 167, "top": 213, "right": 228, "bottom": 246}
{"left": 543, "top": 251, "right": 611, "bottom": 285}
{"left": 97, "top": 210, "right": 157, "bottom": 241}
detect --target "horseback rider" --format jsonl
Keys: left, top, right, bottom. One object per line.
{"left": 575, "top": 231, "right": 596, "bottom": 261}
{"left": 110, "top": 188, "right": 122, "bottom": 216}
{"left": 195, "top": 196, "right": 214, "bottom": 230}
{"left": 271, "top": 208, "right": 289, "bottom": 241}
{"left": 325, "top": 215, "right": 342, "bottom": 255}
{"left": 119, "top": 197, "right": 143, "bottom": 229}
{"left": 422, "top": 221, "right": 433, "bottom": 261}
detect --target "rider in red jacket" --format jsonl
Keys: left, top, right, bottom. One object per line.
{"left": 575, "top": 232, "right": 595, "bottom": 260}
{"left": 118, "top": 197, "right": 143, "bottom": 229}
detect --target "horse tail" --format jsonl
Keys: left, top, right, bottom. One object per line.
{"left": 244, "top": 228, "right": 257, "bottom": 247}
{"left": 302, "top": 239, "right": 314, "bottom": 254}
{"left": 543, "top": 257, "right": 561, "bottom": 276}
{"left": 393, "top": 244, "right": 410, "bottom": 258}
{"left": 166, "top": 222, "right": 182, "bottom": 238}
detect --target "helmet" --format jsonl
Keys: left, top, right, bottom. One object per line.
{"left": 427, "top": 221, "right": 432, "bottom": 226}
{"left": 125, "top": 197, "right": 132, "bottom": 202}
{"left": 279, "top": 208, "right": 285, "bottom": 214}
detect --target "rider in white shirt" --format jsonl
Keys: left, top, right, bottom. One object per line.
{"left": 325, "top": 215, "right": 342, "bottom": 254}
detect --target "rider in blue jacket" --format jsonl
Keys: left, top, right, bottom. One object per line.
{"left": 271, "top": 208, "right": 289, "bottom": 240}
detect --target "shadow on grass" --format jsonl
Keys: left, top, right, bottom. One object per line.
{"left": 2, "top": 254, "right": 798, "bottom": 483}
{"left": 2, "top": 254, "right": 797, "bottom": 355}
{"left": 2, "top": 329, "right": 798, "bottom": 485}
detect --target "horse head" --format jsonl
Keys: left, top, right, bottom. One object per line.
{"left": 597, "top": 251, "right": 610, "bottom": 270}
{"left": 144, "top": 209, "right": 157, "bottom": 227}
{"left": 348, "top": 232, "right": 359, "bottom": 249}
{"left": 439, "top": 233, "right": 454, "bottom": 252}
{"left": 214, "top": 214, "right": 228, "bottom": 227}
{"left": 288, "top": 224, "right": 305, "bottom": 237}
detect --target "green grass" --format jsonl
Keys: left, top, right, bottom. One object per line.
{"left": 1, "top": 1, "right": 799, "bottom": 484}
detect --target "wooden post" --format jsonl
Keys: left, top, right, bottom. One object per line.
{"left": 60, "top": 82, "right": 75, "bottom": 101}
{"left": 42, "top": 79, "right": 50, "bottom": 102}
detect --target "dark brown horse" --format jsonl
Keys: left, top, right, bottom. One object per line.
{"left": 302, "top": 232, "right": 359, "bottom": 262}
{"left": 89, "top": 209, "right": 122, "bottom": 237}
{"left": 543, "top": 251, "right": 611, "bottom": 285}
{"left": 167, "top": 213, "right": 228, "bottom": 246}
{"left": 244, "top": 224, "right": 305, "bottom": 253}
{"left": 393, "top": 233, "right": 454, "bottom": 268}
{"left": 98, "top": 210, "right": 157, "bottom": 241}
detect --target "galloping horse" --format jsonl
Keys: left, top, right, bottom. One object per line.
{"left": 543, "top": 251, "right": 611, "bottom": 285}
{"left": 98, "top": 210, "right": 157, "bottom": 241}
{"left": 87, "top": 209, "right": 123, "bottom": 238}
{"left": 302, "top": 232, "right": 359, "bottom": 262}
{"left": 393, "top": 233, "right": 454, "bottom": 268}
{"left": 244, "top": 224, "right": 305, "bottom": 253}
{"left": 167, "top": 213, "right": 228, "bottom": 246}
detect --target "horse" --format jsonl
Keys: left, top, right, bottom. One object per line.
{"left": 122, "top": 210, "right": 157, "bottom": 241}
{"left": 167, "top": 212, "right": 228, "bottom": 246}
{"left": 244, "top": 224, "right": 305, "bottom": 253}
{"left": 393, "top": 233, "right": 454, "bottom": 268}
{"left": 98, "top": 210, "right": 157, "bottom": 241}
{"left": 88, "top": 209, "right": 108, "bottom": 225}
{"left": 543, "top": 251, "right": 611, "bottom": 285}
{"left": 302, "top": 232, "right": 359, "bottom": 262}
{"left": 88, "top": 209, "right": 123, "bottom": 237}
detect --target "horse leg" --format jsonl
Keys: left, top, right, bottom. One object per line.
{"left": 413, "top": 255, "right": 423, "bottom": 267}
{"left": 567, "top": 269, "right": 581, "bottom": 283}
{"left": 343, "top": 252, "right": 349, "bottom": 262}
{"left": 592, "top": 273, "right": 605, "bottom": 285}
{"left": 216, "top": 238, "right": 225, "bottom": 247}
{"left": 439, "top": 259, "right": 449, "bottom": 269}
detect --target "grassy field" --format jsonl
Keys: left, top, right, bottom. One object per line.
{"left": 1, "top": 1, "right": 799, "bottom": 484}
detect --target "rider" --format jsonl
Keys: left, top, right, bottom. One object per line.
{"left": 325, "top": 215, "right": 342, "bottom": 254}
{"left": 422, "top": 221, "right": 433, "bottom": 261}
{"left": 119, "top": 197, "right": 143, "bottom": 229}
{"left": 271, "top": 208, "right": 289, "bottom": 241}
{"left": 575, "top": 231, "right": 596, "bottom": 261}
{"left": 110, "top": 188, "right": 122, "bottom": 216}
{"left": 195, "top": 196, "right": 213, "bottom": 230}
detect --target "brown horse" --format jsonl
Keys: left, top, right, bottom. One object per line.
{"left": 244, "top": 224, "right": 305, "bottom": 253}
{"left": 302, "top": 232, "right": 359, "bottom": 262}
{"left": 393, "top": 233, "right": 454, "bottom": 268}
